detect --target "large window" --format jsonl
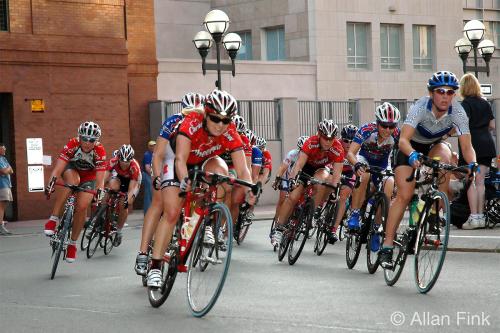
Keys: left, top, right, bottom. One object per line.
{"left": 413, "top": 25, "right": 434, "bottom": 71}
{"left": 347, "top": 22, "right": 369, "bottom": 69}
{"left": 265, "top": 26, "right": 286, "bottom": 61}
{"left": 236, "top": 31, "right": 253, "bottom": 60}
{"left": 380, "top": 24, "right": 402, "bottom": 70}
{"left": 0, "top": 0, "right": 8, "bottom": 31}
{"left": 485, "top": 21, "right": 500, "bottom": 48}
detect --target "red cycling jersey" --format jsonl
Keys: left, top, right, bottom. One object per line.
{"left": 106, "top": 156, "right": 141, "bottom": 181}
{"left": 59, "top": 137, "right": 107, "bottom": 182}
{"left": 177, "top": 112, "right": 244, "bottom": 165}
{"left": 240, "top": 134, "right": 252, "bottom": 158}
{"left": 301, "top": 135, "right": 344, "bottom": 168}
{"left": 261, "top": 149, "right": 272, "bottom": 171}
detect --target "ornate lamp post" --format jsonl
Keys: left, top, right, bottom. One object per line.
{"left": 455, "top": 20, "right": 495, "bottom": 77}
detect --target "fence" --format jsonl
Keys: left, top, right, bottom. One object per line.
{"left": 298, "top": 101, "right": 357, "bottom": 136}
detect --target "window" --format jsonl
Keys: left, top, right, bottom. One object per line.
{"left": 485, "top": 21, "right": 500, "bottom": 48}
{"left": 0, "top": 0, "right": 8, "bottom": 31}
{"left": 265, "top": 26, "right": 285, "bottom": 61}
{"left": 413, "top": 25, "right": 434, "bottom": 71}
{"left": 347, "top": 22, "right": 369, "bottom": 69}
{"left": 380, "top": 24, "right": 402, "bottom": 70}
{"left": 236, "top": 31, "right": 253, "bottom": 60}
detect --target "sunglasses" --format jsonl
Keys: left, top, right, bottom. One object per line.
{"left": 319, "top": 134, "right": 335, "bottom": 141}
{"left": 342, "top": 139, "right": 352, "bottom": 144}
{"left": 208, "top": 114, "right": 232, "bottom": 125}
{"left": 378, "top": 122, "right": 397, "bottom": 130}
{"left": 434, "top": 88, "right": 456, "bottom": 96}
{"left": 80, "top": 136, "right": 97, "bottom": 143}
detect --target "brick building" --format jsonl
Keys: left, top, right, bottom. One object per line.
{"left": 0, "top": 0, "right": 157, "bottom": 220}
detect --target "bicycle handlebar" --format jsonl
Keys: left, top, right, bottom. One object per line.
{"left": 406, "top": 154, "right": 470, "bottom": 183}
{"left": 46, "top": 181, "right": 97, "bottom": 199}
{"left": 354, "top": 166, "right": 394, "bottom": 189}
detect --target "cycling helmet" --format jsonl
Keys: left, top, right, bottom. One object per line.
{"left": 245, "top": 129, "right": 256, "bottom": 145}
{"left": 255, "top": 136, "right": 267, "bottom": 150}
{"left": 78, "top": 121, "right": 101, "bottom": 139}
{"left": 341, "top": 124, "right": 358, "bottom": 141}
{"left": 427, "top": 71, "right": 459, "bottom": 91}
{"left": 232, "top": 115, "right": 247, "bottom": 133}
{"left": 205, "top": 89, "right": 238, "bottom": 117}
{"left": 317, "top": 119, "right": 338, "bottom": 139}
{"left": 112, "top": 150, "right": 119, "bottom": 158}
{"left": 297, "top": 136, "right": 309, "bottom": 149}
{"left": 118, "top": 144, "right": 134, "bottom": 162}
{"left": 181, "top": 92, "right": 205, "bottom": 110}
{"left": 375, "top": 102, "right": 401, "bottom": 124}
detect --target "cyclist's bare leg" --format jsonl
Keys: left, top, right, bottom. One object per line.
{"left": 429, "top": 143, "right": 452, "bottom": 196}
{"left": 351, "top": 171, "right": 370, "bottom": 210}
{"left": 383, "top": 166, "right": 415, "bottom": 246}
{"left": 139, "top": 186, "right": 162, "bottom": 254}
{"left": 273, "top": 190, "right": 287, "bottom": 219}
{"left": 276, "top": 185, "right": 305, "bottom": 226}
{"left": 375, "top": 176, "right": 394, "bottom": 224}
{"left": 312, "top": 169, "right": 331, "bottom": 208}
{"left": 72, "top": 191, "right": 94, "bottom": 242}
{"left": 108, "top": 178, "right": 128, "bottom": 229}
{"left": 51, "top": 169, "right": 79, "bottom": 218}
{"left": 333, "top": 185, "right": 352, "bottom": 229}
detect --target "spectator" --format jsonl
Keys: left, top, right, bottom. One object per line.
{"left": 458, "top": 73, "right": 496, "bottom": 229}
{"left": 142, "top": 140, "right": 156, "bottom": 214}
{"left": 0, "top": 143, "right": 13, "bottom": 235}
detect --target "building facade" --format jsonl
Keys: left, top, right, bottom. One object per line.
{"left": 0, "top": 0, "right": 157, "bottom": 220}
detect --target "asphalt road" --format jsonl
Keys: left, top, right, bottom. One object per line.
{"left": 1, "top": 220, "right": 499, "bottom": 333}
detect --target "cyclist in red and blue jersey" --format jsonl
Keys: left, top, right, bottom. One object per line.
{"left": 256, "top": 137, "right": 272, "bottom": 184}
{"left": 135, "top": 92, "right": 204, "bottom": 276}
{"left": 346, "top": 103, "right": 400, "bottom": 243}
{"left": 105, "top": 144, "right": 141, "bottom": 246}
{"left": 245, "top": 129, "right": 264, "bottom": 182}
{"left": 44, "top": 121, "right": 106, "bottom": 263}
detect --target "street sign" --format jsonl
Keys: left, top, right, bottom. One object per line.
{"left": 480, "top": 84, "right": 492, "bottom": 96}
{"left": 31, "top": 99, "right": 45, "bottom": 112}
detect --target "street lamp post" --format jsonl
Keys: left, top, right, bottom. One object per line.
{"left": 455, "top": 20, "right": 495, "bottom": 77}
{"left": 193, "top": 10, "right": 241, "bottom": 90}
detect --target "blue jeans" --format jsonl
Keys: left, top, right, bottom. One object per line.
{"left": 142, "top": 173, "right": 152, "bottom": 215}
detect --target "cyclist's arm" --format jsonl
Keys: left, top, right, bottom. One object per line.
{"left": 258, "top": 168, "right": 270, "bottom": 184}
{"left": 231, "top": 150, "right": 253, "bottom": 184}
{"left": 128, "top": 179, "right": 139, "bottom": 204}
{"left": 398, "top": 124, "right": 417, "bottom": 156}
{"left": 49, "top": 158, "right": 68, "bottom": 180}
{"left": 174, "top": 135, "right": 191, "bottom": 182}
{"left": 251, "top": 165, "right": 261, "bottom": 183}
{"left": 95, "top": 170, "right": 106, "bottom": 190}
{"left": 347, "top": 142, "right": 361, "bottom": 166}
{"left": 152, "top": 136, "right": 167, "bottom": 179}
{"left": 457, "top": 134, "right": 477, "bottom": 164}
{"left": 289, "top": 151, "right": 308, "bottom": 180}
{"left": 275, "top": 161, "right": 288, "bottom": 178}
{"left": 330, "top": 162, "right": 343, "bottom": 186}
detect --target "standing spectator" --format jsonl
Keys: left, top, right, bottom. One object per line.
{"left": 459, "top": 73, "right": 496, "bottom": 229}
{"left": 142, "top": 140, "right": 155, "bottom": 214}
{"left": 0, "top": 143, "right": 13, "bottom": 235}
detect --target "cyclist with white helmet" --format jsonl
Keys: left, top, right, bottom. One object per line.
{"left": 272, "top": 119, "right": 344, "bottom": 247}
{"left": 105, "top": 144, "right": 142, "bottom": 246}
{"left": 44, "top": 121, "right": 106, "bottom": 263}
{"left": 379, "top": 71, "right": 477, "bottom": 269}
{"left": 135, "top": 92, "right": 204, "bottom": 276}
{"left": 245, "top": 129, "right": 264, "bottom": 183}
{"left": 147, "top": 89, "right": 256, "bottom": 288}
{"left": 255, "top": 136, "right": 272, "bottom": 185}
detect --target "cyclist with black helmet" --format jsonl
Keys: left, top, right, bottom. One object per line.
{"left": 272, "top": 119, "right": 344, "bottom": 247}
{"left": 105, "top": 144, "right": 141, "bottom": 246}
{"left": 44, "top": 121, "right": 106, "bottom": 263}
{"left": 146, "top": 89, "right": 256, "bottom": 288}
{"left": 379, "top": 71, "right": 477, "bottom": 269}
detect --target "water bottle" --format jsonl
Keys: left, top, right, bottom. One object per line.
{"left": 409, "top": 196, "right": 424, "bottom": 225}
{"left": 365, "top": 198, "right": 375, "bottom": 219}
{"left": 180, "top": 207, "right": 203, "bottom": 252}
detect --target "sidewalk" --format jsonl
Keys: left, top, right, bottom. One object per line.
{"left": 2, "top": 205, "right": 500, "bottom": 253}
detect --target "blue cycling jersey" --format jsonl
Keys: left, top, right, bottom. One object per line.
{"left": 159, "top": 113, "right": 184, "bottom": 140}
{"left": 252, "top": 146, "right": 263, "bottom": 166}
{"left": 353, "top": 122, "right": 399, "bottom": 165}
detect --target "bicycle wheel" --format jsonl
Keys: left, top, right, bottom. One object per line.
{"left": 277, "top": 228, "right": 291, "bottom": 261}
{"left": 103, "top": 220, "right": 114, "bottom": 255}
{"left": 187, "top": 203, "right": 233, "bottom": 317}
{"left": 315, "top": 201, "right": 336, "bottom": 256}
{"left": 148, "top": 248, "right": 178, "bottom": 308}
{"left": 236, "top": 215, "right": 251, "bottom": 245}
{"left": 80, "top": 205, "right": 105, "bottom": 251}
{"left": 86, "top": 229, "right": 101, "bottom": 259}
{"left": 288, "top": 200, "right": 313, "bottom": 265}
{"left": 414, "top": 191, "right": 450, "bottom": 294}
{"left": 384, "top": 236, "right": 408, "bottom": 286}
{"left": 366, "top": 194, "right": 388, "bottom": 274}
{"left": 345, "top": 231, "right": 362, "bottom": 269}
{"left": 50, "top": 228, "right": 67, "bottom": 280}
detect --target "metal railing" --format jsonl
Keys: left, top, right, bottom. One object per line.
{"left": 165, "top": 101, "right": 183, "bottom": 118}
{"left": 298, "top": 101, "right": 357, "bottom": 136}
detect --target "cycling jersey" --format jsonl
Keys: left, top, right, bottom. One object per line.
{"left": 252, "top": 146, "right": 263, "bottom": 167}
{"left": 261, "top": 149, "right": 272, "bottom": 172}
{"left": 404, "top": 96, "right": 470, "bottom": 144}
{"left": 220, "top": 133, "right": 252, "bottom": 166}
{"left": 354, "top": 122, "right": 399, "bottom": 165}
{"left": 301, "top": 135, "right": 344, "bottom": 168}
{"left": 159, "top": 113, "right": 184, "bottom": 141}
{"left": 176, "top": 112, "right": 244, "bottom": 165}
{"left": 107, "top": 157, "right": 142, "bottom": 182}
{"left": 59, "top": 138, "right": 106, "bottom": 182}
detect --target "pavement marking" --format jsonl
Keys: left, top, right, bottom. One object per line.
{"left": 449, "top": 235, "right": 500, "bottom": 239}
{"left": 6, "top": 303, "right": 119, "bottom": 315}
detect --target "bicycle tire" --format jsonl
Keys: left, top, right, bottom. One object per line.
{"left": 288, "top": 200, "right": 313, "bottom": 265}
{"left": 80, "top": 205, "right": 105, "bottom": 251}
{"left": 345, "top": 231, "right": 362, "bottom": 269}
{"left": 86, "top": 229, "right": 101, "bottom": 259}
{"left": 148, "top": 249, "right": 178, "bottom": 308}
{"left": 103, "top": 219, "right": 114, "bottom": 255}
{"left": 237, "top": 216, "right": 251, "bottom": 245}
{"left": 366, "top": 193, "right": 389, "bottom": 274}
{"left": 277, "top": 229, "right": 291, "bottom": 261}
{"left": 384, "top": 237, "right": 408, "bottom": 286}
{"left": 50, "top": 207, "right": 72, "bottom": 280}
{"left": 187, "top": 203, "right": 233, "bottom": 317}
{"left": 315, "top": 200, "right": 336, "bottom": 256}
{"left": 414, "top": 191, "right": 450, "bottom": 294}
{"left": 338, "top": 215, "right": 348, "bottom": 241}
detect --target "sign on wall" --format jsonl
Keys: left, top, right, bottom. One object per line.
{"left": 28, "top": 165, "right": 44, "bottom": 192}
{"left": 31, "top": 99, "right": 45, "bottom": 112}
{"left": 480, "top": 84, "right": 492, "bottom": 97}
{"left": 26, "top": 138, "right": 44, "bottom": 165}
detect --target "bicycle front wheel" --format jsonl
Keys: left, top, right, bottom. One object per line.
{"left": 50, "top": 229, "right": 67, "bottom": 280}
{"left": 288, "top": 200, "right": 313, "bottom": 265}
{"left": 315, "top": 200, "right": 336, "bottom": 256}
{"left": 414, "top": 191, "right": 450, "bottom": 294}
{"left": 366, "top": 194, "right": 389, "bottom": 274}
{"left": 187, "top": 203, "right": 233, "bottom": 318}
{"left": 383, "top": 236, "right": 408, "bottom": 286}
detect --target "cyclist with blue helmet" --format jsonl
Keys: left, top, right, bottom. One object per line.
{"left": 379, "top": 71, "right": 477, "bottom": 269}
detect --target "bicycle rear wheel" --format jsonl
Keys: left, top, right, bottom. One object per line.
{"left": 86, "top": 229, "right": 101, "bottom": 259}
{"left": 103, "top": 220, "right": 114, "bottom": 255}
{"left": 288, "top": 200, "right": 313, "bottom": 265}
{"left": 187, "top": 203, "right": 233, "bottom": 317}
{"left": 366, "top": 194, "right": 388, "bottom": 274}
{"left": 414, "top": 191, "right": 450, "bottom": 294}
{"left": 383, "top": 237, "right": 408, "bottom": 286}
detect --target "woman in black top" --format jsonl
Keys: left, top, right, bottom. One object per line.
{"left": 459, "top": 73, "right": 496, "bottom": 229}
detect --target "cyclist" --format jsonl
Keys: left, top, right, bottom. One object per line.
{"left": 379, "top": 71, "right": 477, "bottom": 269}
{"left": 327, "top": 125, "right": 358, "bottom": 244}
{"left": 44, "top": 121, "right": 106, "bottom": 263}
{"left": 135, "top": 92, "right": 204, "bottom": 276}
{"left": 345, "top": 103, "right": 400, "bottom": 253}
{"left": 272, "top": 119, "right": 344, "bottom": 247}
{"left": 147, "top": 89, "right": 256, "bottom": 288}
{"left": 256, "top": 137, "right": 272, "bottom": 184}
{"left": 105, "top": 144, "right": 141, "bottom": 246}
{"left": 245, "top": 129, "right": 263, "bottom": 183}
